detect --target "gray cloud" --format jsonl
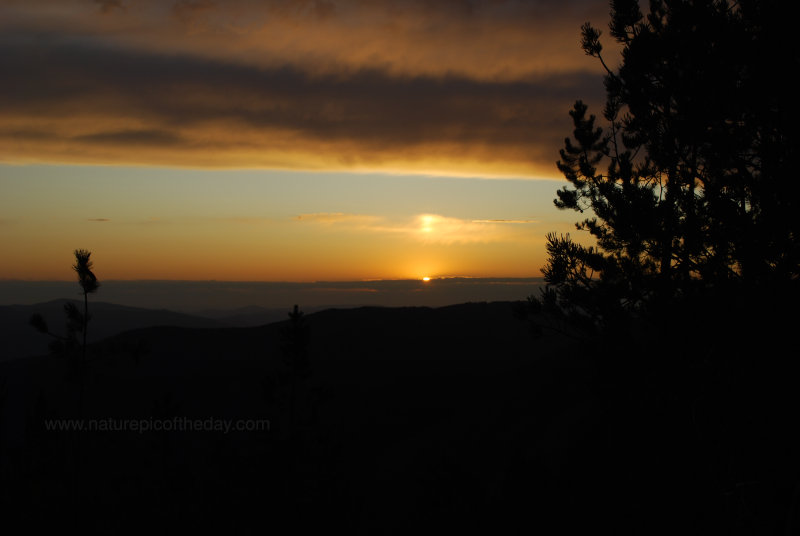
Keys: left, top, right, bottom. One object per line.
{"left": 0, "top": 0, "right": 610, "bottom": 175}
{"left": 94, "top": 0, "right": 125, "bottom": 14}
{"left": 73, "top": 129, "right": 183, "bottom": 146}
{"left": 471, "top": 219, "right": 538, "bottom": 224}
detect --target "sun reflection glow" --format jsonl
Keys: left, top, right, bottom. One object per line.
{"left": 420, "top": 214, "right": 435, "bottom": 234}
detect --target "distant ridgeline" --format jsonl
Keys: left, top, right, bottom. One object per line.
{"left": 0, "top": 278, "right": 545, "bottom": 311}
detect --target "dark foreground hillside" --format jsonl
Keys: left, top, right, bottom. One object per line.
{"left": 0, "top": 301, "right": 797, "bottom": 534}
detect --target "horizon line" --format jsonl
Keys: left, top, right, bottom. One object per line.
{"left": 0, "top": 276, "right": 545, "bottom": 284}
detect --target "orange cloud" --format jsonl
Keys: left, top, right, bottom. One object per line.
{"left": 294, "top": 213, "right": 381, "bottom": 225}
{"left": 0, "top": 0, "right": 610, "bottom": 176}
{"left": 2, "top": 0, "right": 610, "bottom": 79}
{"left": 295, "top": 211, "right": 538, "bottom": 244}
{"left": 471, "top": 219, "right": 538, "bottom": 224}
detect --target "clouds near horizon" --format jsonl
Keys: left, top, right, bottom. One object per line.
{"left": 295, "top": 211, "right": 538, "bottom": 245}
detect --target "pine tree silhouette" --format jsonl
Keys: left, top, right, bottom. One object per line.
{"left": 532, "top": 2, "right": 800, "bottom": 531}
{"left": 280, "top": 304, "right": 310, "bottom": 436}
{"left": 539, "top": 0, "right": 798, "bottom": 335}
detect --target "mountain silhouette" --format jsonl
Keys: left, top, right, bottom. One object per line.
{"left": 0, "top": 300, "right": 227, "bottom": 361}
{"left": 1, "top": 300, "right": 797, "bottom": 533}
{"left": 0, "top": 301, "right": 591, "bottom": 532}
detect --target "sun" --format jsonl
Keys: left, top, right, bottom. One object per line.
{"left": 422, "top": 277, "right": 431, "bottom": 282}
{"left": 420, "top": 214, "right": 435, "bottom": 233}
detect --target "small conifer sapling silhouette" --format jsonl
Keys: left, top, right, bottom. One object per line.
{"left": 280, "top": 304, "right": 310, "bottom": 435}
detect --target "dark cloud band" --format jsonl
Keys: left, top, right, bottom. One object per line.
{"left": 0, "top": 29, "right": 604, "bottom": 175}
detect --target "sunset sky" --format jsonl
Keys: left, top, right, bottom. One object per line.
{"left": 1, "top": 0, "right": 610, "bottom": 283}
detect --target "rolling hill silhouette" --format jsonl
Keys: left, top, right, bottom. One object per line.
{"left": 1, "top": 300, "right": 797, "bottom": 533}
{"left": 0, "top": 299, "right": 227, "bottom": 361}
{"left": 0, "top": 300, "right": 597, "bottom": 532}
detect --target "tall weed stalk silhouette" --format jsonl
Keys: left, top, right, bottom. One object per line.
{"left": 73, "top": 249, "right": 99, "bottom": 366}
{"left": 29, "top": 249, "right": 99, "bottom": 415}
